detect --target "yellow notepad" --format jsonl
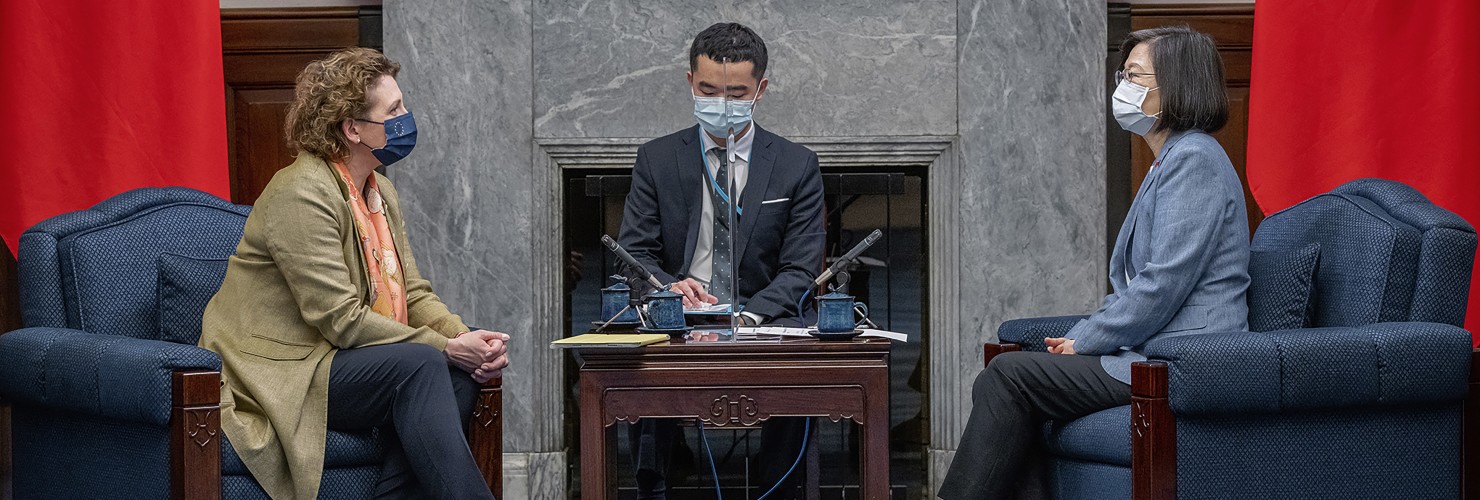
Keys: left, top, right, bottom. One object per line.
{"left": 549, "top": 333, "right": 668, "bottom": 348}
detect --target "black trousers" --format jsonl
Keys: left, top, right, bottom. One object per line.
{"left": 327, "top": 343, "right": 494, "bottom": 500}
{"left": 937, "top": 352, "right": 1131, "bottom": 500}
{"left": 630, "top": 417, "right": 810, "bottom": 499}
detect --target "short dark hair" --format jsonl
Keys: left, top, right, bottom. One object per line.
{"left": 1119, "top": 25, "right": 1228, "bottom": 134}
{"left": 689, "top": 23, "right": 768, "bottom": 80}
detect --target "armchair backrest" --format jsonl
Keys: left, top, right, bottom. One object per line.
{"left": 16, "top": 187, "right": 250, "bottom": 341}
{"left": 1251, "top": 178, "right": 1475, "bottom": 328}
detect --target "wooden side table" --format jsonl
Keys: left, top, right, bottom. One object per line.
{"left": 573, "top": 336, "right": 892, "bottom": 499}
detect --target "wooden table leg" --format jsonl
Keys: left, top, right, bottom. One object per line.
{"left": 861, "top": 369, "right": 890, "bottom": 499}
{"left": 580, "top": 376, "right": 612, "bottom": 500}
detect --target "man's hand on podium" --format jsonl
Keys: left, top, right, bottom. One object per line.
{"left": 670, "top": 278, "right": 718, "bottom": 308}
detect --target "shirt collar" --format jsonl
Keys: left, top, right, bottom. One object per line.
{"left": 699, "top": 123, "right": 756, "bottom": 164}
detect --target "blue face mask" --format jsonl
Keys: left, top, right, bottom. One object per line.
{"left": 356, "top": 112, "right": 417, "bottom": 166}
{"left": 693, "top": 94, "right": 756, "bottom": 139}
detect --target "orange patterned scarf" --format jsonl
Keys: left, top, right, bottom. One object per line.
{"left": 332, "top": 161, "right": 408, "bottom": 324}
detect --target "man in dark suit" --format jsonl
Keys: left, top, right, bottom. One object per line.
{"left": 616, "top": 22, "right": 825, "bottom": 499}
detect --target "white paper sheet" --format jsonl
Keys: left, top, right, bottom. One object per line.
{"left": 734, "top": 326, "right": 909, "bottom": 342}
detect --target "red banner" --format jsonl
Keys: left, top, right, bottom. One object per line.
{"left": 1247, "top": 0, "right": 1480, "bottom": 339}
{"left": 0, "top": 0, "right": 231, "bottom": 256}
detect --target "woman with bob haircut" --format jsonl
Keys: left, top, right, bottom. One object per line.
{"left": 199, "top": 47, "right": 506, "bottom": 499}
{"left": 939, "top": 25, "right": 1250, "bottom": 499}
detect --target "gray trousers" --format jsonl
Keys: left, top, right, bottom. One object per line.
{"left": 327, "top": 343, "right": 494, "bottom": 500}
{"left": 938, "top": 351, "right": 1131, "bottom": 500}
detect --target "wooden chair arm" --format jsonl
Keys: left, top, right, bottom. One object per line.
{"left": 1131, "top": 361, "right": 1173, "bottom": 500}
{"left": 171, "top": 370, "right": 221, "bottom": 500}
{"left": 469, "top": 377, "right": 503, "bottom": 499}
{"left": 983, "top": 341, "right": 1021, "bottom": 368}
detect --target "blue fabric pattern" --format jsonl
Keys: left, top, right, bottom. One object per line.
{"left": 61, "top": 203, "right": 247, "bottom": 340}
{"left": 0, "top": 327, "right": 221, "bottom": 425}
{"left": 996, "top": 315, "right": 1085, "bottom": 352}
{"left": 1043, "top": 405, "right": 1130, "bottom": 466}
{"left": 1414, "top": 227, "right": 1476, "bottom": 326}
{"left": 223, "top": 467, "right": 381, "bottom": 500}
{"left": 1145, "top": 323, "right": 1470, "bottom": 416}
{"left": 1175, "top": 405, "right": 1460, "bottom": 499}
{"left": 222, "top": 429, "right": 384, "bottom": 476}
{"left": 1048, "top": 458, "right": 1130, "bottom": 500}
{"left": 1246, "top": 243, "right": 1319, "bottom": 332}
{"left": 12, "top": 406, "right": 172, "bottom": 499}
{"left": 156, "top": 253, "right": 230, "bottom": 345}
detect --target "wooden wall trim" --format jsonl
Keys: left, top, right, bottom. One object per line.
{"left": 221, "top": 6, "right": 377, "bottom": 205}
{"left": 221, "top": 7, "right": 361, "bottom": 21}
{"left": 1130, "top": 4, "right": 1254, "bottom": 16}
{"left": 222, "top": 7, "right": 361, "bottom": 55}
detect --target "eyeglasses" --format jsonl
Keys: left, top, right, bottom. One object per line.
{"left": 1114, "top": 70, "right": 1155, "bottom": 84}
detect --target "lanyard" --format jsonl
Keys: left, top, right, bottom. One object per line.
{"left": 700, "top": 140, "right": 743, "bottom": 216}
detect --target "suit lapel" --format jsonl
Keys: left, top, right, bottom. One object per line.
{"left": 735, "top": 126, "right": 776, "bottom": 262}
{"left": 677, "top": 126, "right": 704, "bottom": 273}
{"left": 1121, "top": 130, "right": 1194, "bottom": 280}
{"left": 1122, "top": 166, "right": 1157, "bottom": 280}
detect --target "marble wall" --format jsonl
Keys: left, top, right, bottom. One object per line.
{"left": 385, "top": 0, "right": 1105, "bottom": 497}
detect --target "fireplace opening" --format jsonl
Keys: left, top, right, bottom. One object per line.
{"left": 560, "top": 162, "right": 930, "bottom": 498}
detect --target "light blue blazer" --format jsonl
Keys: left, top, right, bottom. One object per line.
{"left": 1066, "top": 129, "right": 1251, "bottom": 383}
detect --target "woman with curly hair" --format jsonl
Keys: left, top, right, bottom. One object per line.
{"left": 199, "top": 47, "right": 506, "bottom": 499}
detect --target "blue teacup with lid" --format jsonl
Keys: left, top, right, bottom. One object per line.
{"left": 644, "top": 289, "right": 686, "bottom": 331}
{"left": 600, "top": 275, "right": 639, "bottom": 324}
{"left": 816, "top": 290, "right": 868, "bottom": 334}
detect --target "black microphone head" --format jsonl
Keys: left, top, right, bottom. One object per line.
{"left": 600, "top": 234, "right": 618, "bottom": 249}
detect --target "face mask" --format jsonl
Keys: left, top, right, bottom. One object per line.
{"left": 1112, "top": 79, "right": 1160, "bottom": 136}
{"left": 357, "top": 112, "right": 417, "bottom": 166}
{"left": 693, "top": 93, "right": 756, "bottom": 139}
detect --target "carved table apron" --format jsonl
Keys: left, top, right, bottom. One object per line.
{"left": 573, "top": 336, "right": 892, "bottom": 499}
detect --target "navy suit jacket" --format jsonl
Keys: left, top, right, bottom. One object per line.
{"left": 1066, "top": 129, "right": 1251, "bottom": 383}
{"left": 617, "top": 124, "right": 826, "bottom": 326}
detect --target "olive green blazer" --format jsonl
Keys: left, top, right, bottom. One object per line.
{"left": 198, "top": 154, "right": 468, "bottom": 499}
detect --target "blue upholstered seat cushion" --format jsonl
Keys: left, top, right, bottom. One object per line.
{"left": 1246, "top": 243, "right": 1320, "bottom": 332}
{"left": 156, "top": 253, "right": 230, "bottom": 345}
{"left": 221, "top": 429, "right": 385, "bottom": 476}
{"left": 1043, "top": 405, "right": 1130, "bottom": 467}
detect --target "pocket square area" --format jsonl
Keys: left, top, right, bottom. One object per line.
{"left": 760, "top": 198, "right": 790, "bottom": 204}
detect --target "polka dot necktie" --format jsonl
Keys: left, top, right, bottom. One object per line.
{"left": 708, "top": 147, "right": 734, "bottom": 305}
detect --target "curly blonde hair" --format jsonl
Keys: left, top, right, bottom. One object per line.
{"left": 285, "top": 48, "right": 401, "bottom": 162}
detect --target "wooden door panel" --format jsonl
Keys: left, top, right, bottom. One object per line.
{"left": 229, "top": 88, "right": 297, "bottom": 205}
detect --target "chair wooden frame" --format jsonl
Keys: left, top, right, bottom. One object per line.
{"left": 984, "top": 341, "right": 1480, "bottom": 500}
{"left": 169, "top": 371, "right": 503, "bottom": 499}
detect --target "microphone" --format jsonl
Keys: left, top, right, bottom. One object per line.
{"left": 814, "top": 229, "right": 883, "bottom": 288}
{"left": 601, "top": 235, "right": 665, "bottom": 290}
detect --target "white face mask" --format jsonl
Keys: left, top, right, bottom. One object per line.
{"left": 1112, "top": 79, "right": 1160, "bottom": 136}
{"left": 693, "top": 93, "right": 756, "bottom": 140}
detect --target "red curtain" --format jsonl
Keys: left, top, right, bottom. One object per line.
{"left": 1247, "top": 0, "right": 1480, "bottom": 340}
{"left": 0, "top": 0, "right": 231, "bottom": 256}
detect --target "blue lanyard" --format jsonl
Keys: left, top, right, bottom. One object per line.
{"left": 700, "top": 141, "right": 743, "bottom": 216}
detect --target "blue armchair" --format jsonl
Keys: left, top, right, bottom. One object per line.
{"left": 984, "top": 178, "right": 1477, "bottom": 499}
{"left": 0, "top": 187, "right": 504, "bottom": 499}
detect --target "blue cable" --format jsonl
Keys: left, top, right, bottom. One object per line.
{"left": 757, "top": 418, "right": 810, "bottom": 499}
{"left": 697, "top": 421, "right": 724, "bottom": 500}
{"left": 797, "top": 288, "right": 812, "bottom": 320}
